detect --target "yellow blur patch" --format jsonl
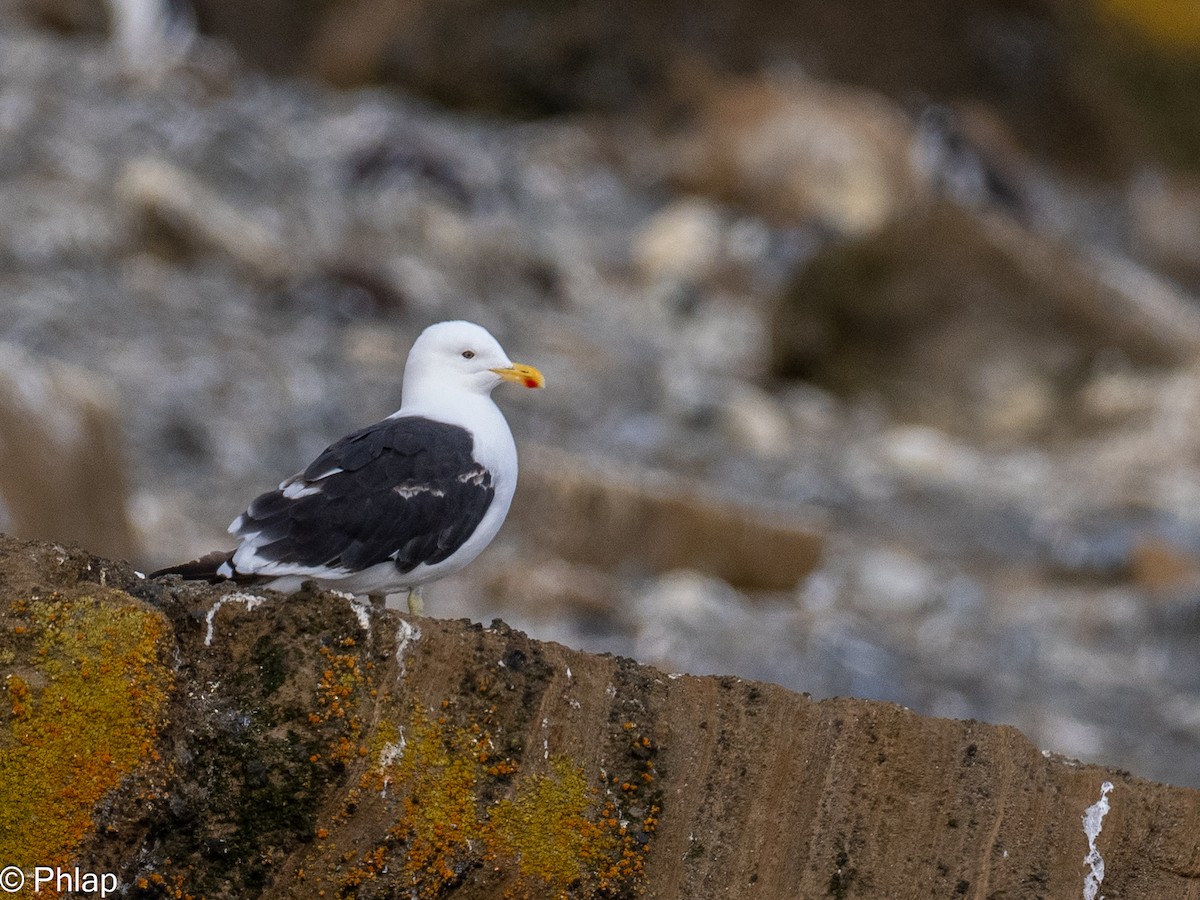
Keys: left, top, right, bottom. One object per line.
{"left": 1097, "top": 0, "right": 1200, "bottom": 51}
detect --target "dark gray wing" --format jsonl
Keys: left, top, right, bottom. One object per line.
{"left": 232, "top": 416, "right": 494, "bottom": 574}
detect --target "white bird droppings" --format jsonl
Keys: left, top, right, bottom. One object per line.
{"left": 346, "top": 595, "right": 371, "bottom": 635}
{"left": 395, "top": 618, "right": 421, "bottom": 676}
{"left": 204, "top": 592, "right": 267, "bottom": 646}
{"left": 1082, "top": 781, "right": 1114, "bottom": 900}
{"left": 379, "top": 730, "right": 407, "bottom": 798}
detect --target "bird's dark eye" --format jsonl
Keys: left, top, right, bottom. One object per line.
{"left": 462, "top": 350, "right": 475, "bottom": 359}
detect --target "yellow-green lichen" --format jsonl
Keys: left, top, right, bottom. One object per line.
{"left": 330, "top": 703, "right": 656, "bottom": 898}
{"left": 489, "top": 756, "right": 620, "bottom": 889}
{"left": 390, "top": 715, "right": 487, "bottom": 886}
{"left": 0, "top": 592, "right": 171, "bottom": 894}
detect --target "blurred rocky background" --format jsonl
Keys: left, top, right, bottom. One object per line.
{"left": 3, "top": 0, "right": 1200, "bottom": 789}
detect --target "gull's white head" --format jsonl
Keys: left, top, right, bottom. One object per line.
{"left": 401, "top": 321, "right": 544, "bottom": 406}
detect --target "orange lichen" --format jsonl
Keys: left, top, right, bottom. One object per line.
{"left": 313, "top": 645, "right": 368, "bottom": 764}
{"left": 6, "top": 674, "right": 30, "bottom": 718}
{"left": 0, "top": 592, "right": 171, "bottom": 897}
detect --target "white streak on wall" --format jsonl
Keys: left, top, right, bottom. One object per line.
{"left": 1082, "top": 781, "right": 1114, "bottom": 900}
{"left": 395, "top": 618, "right": 421, "bottom": 676}
{"left": 204, "top": 592, "right": 267, "bottom": 646}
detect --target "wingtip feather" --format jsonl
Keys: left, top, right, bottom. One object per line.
{"left": 149, "top": 549, "right": 235, "bottom": 583}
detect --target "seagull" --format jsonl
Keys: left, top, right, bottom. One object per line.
{"left": 152, "top": 320, "right": 544, "bottom": 614}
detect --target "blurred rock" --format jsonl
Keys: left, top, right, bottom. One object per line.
{"left": 1061, "top": 363, "right": 1200, "bottom": 522}
{"left": 631, "top": 196, "right": 724, "bottom": 283}
{"left": 1129, "top": 535, "right": 1200, "bottom": 594}
{"left": 770, "top": 202, "right": 1200, "bottom": 444}
{"left": 4, "top": 0, "right": 108, "bottom": 32}
{"left": 0, "top": 344, "right": 137, "bottom": 560}
{"left": 655, "top": 300, "right": 775, "bottom": 434}
{"left": 667, "top": 300, "right": 768, "bottom": 377}
{"left": 780, "top": 381, "right": 843, "bottom": 434}
{"left": 852, "top": 546, "right": 938, "bottom": 615}
{"left": 106, "top": 0, "right": 198, "bottom": 80}
{"left": 672, "top": 73, "right": 919, "bottom": 235}
{"left": 1130, "top": 171, "right": 1200, "bottom": 289}
{"left": 486, "top": 557, "right": 620, "bottom": 623}
{"left": 1079, "top": 367, "right": 1170, "bottom": 425}
{"left": 4, "top": 0, "right": 205, "bottom": 80}
{"left": 632, "top": 569, "right": 763, "bottom": 670}
{"left": 910, "top": 103, "right": 1034, "bottom": 217}
{"left": 878, "top": 425, "right": 981, "bottom": 482}
{"left": 718, "top": 381, "right": 793, "bottom": 457}
{"left": 512, "top": 446, "right": 824, "bottom": 592}
{"left": 1, "top": 183, "right": 132, "bottom": 267}
{"left": 116, "top": 158, "right": 292, "bottom": 280}
{"left": 305, "top": 0, "right": 411, "bottom": 87}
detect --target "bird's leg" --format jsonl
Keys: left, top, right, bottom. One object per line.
{"left": 406, "top": 587, "right": 424, "bottom": 617}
